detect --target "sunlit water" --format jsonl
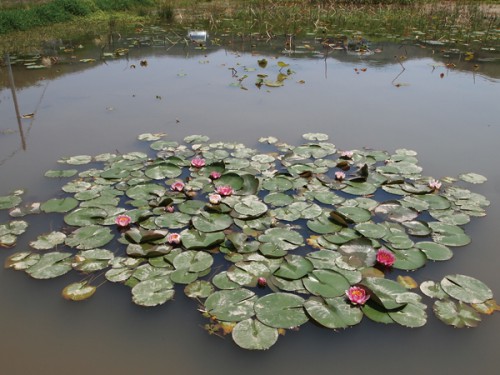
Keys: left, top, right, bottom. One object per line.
{"left": 1, "top": 34, "right": 500, "bottom": 374}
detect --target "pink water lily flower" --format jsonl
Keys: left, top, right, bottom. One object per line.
{"left": 335, "top": 171, "right": 346, "bottom": 181}
{"left": 376, "top": 248, "right": 396, "bottom": 267}
{"left": 209, "top": 193, "right": 222, "bottom": 205}
{"left": 171, "top": 180, "right": 185, "bottom": 192}
{"left": 428, "top": 179, "right": 442, "bottom": 191}
{"left": 346, "top": 286, "right": 370, "bottom": 305}
{"left": 191, "top": 157, "right": 206, "bottom": 168}
{"left": 115, "top": 214, "right": 132, "bottom": 227}
{"left": 341, "top": 150, "right": 354, "bottom": 159}
{"left": 216, "top": 185, "right": 234, "bottom": 196}
{"left": 209, "top": 171, "right": 221, "bottom": 180}
{"left": 166, "top": 206, "right": 175, "bottom": 213}
{"left": 167, "top": 233, "right": 181, "bottom": 244}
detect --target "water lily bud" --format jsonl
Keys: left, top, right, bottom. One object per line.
{"left": 257, "top": 277, "right": 267, "bottom": 287}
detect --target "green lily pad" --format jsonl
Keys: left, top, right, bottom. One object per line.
{"left": 361, "top": 277, "right": 407, "bottom": 310}
{"left": 234, "top": 196, "right": 268, "bottom": 218}
{"left": 262, "top": 176, "right": 293, "bottom": 191}
{"left": 458, "top": 173, "right": 487, "bottom": 184}
{"left": 303, "top": 270, "right": 351, "bottom": 298}
{"left": 132, "top": 278, "right": 175, "bottom": 307}
{"left": 415, "top": 242, "right": 453, "bottom": 261}
{"left": 254, "top": 293, "right": 308, "bottom": 329}
{"left": 192, "top": 212, "right": 233, "bottom": 233}
{"left": 307, "top": 213, "right": 343, "bottom": 234}
{"left": 204, "top": 289, "right": 257, "bottom": 322}
{"left": 433, "top": 300, "right": 481, "bottom": 328}
{"left": 304, "top": 296, "right": 363, "bottom": 329}
{"left": 302, "top": 133, "right": 329, "bottom": 141}
{"left": 72, "top": 249, "right": 114, "bottom": 272}
{"left": 212, "top": 271, "right": 240, "bottom": 290}
{"left": 180, "top": 229, "right": 225, "bottom": 249}
{"left": 440, "top": 274, "right": 493, "bottom": 303}
{"left": 26, "top": 252, "right": 73, "bottom": 279}
{"left": 58, "top": 155, "right": 92, "bottom": 165}
{"left": 429, "top": 222, "right": 471, "bottom": 247}
{"left": 388, "top": 301, "right": 427, "bottom": 328}
{"left": 354, "top": 222, "right": 388, "bottom": 239}
{"left": 4, "top": 252, "right": 41, "bottom": 270}
{"left": 155, "top": 212, "right": 191, "bottom": 229}
{"left": 263, "top": 192, "right": 293, "bottom": 207}
{"left": 184, "top": 280, "right": 214, "bottom": 299}
{"left": 337, "top": 206, "right": 371, "bottom": 223}
{"left": 232, "top": 318, "right": 279, "bottom": 350}
{"left": 0, "top": 194, "right": 22, "bottom": 210}
{"left": 44, "top": 169, "right": 78, "bottom": 178}
{"left": 41, "top": 198, "right": 79, "bottom": 213}
{"left": 420, "top": 280, "right": 448, "bottom": 299}
{"left": 145, "top": 163, "right": 182, "bottom": 179}
{"left": 62, "top": 282, "right": 96, "bottom": 301}
{"left": 173, "top": 250, "right": 213, "bottom": 273}
{"left": 30, "top": 231, "right": 67, "bottom": 250}
{"left": 65, "top": 225, "right": 114, "bottom": 250}
{"left": 392, "top": 248, "right": 427, "bottom": 270}
{"left": 374, "top": 201, "right": 418, "bottom": 223}
{"left": 273, "top": 255, "right": 313, "bottom": 280}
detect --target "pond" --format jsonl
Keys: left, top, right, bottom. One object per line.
{"left": 1, "top": 28, "right": 500, "bottom": 374}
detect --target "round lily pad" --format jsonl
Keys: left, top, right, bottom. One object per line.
{"left": 254, "top": 293, "right": 308, "bottom": 329}
{"left": 304, "top": 296, "right": 363, "bottom": 329}
{"left": 232, "top": 318, "right": 279, "bottom": 350}
{"left": 433, "top": 300, "right": 481, "bottom": 328}
{"left": 62, "top": 282, "right": 96, "bottom": 301}
{"left": 192, "top": 212, "right": 233, "bottom": 233}
{"left": 26, "top": 252, "right": 73, "bottom": 279}
{"left": 132, "top": 278, "right": 175, "bottom": 307}
{"left": 440, "top": 274, "right": 493, "bottom": 303}
{"left": 41, "top": 198, "right": 79, "bottom": 213}
{"left": 65, "top": 225, "right": 114, "bottom": 250}
{"left": 184, "top": 280, "right": 214, "bottom": 299}
{"left": 204, "top": 289, "right": 257, "bottom": 322}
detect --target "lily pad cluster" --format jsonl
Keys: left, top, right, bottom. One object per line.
{"left": 1, "top": 132, "right": 497, "bottom": 350}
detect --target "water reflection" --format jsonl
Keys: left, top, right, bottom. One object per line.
{"left": 0, "top": 32, "right": 500, "bottom": 375}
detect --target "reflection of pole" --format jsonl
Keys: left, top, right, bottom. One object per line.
{"left": 4, "top": 53, "right": 26, "bottom": 151}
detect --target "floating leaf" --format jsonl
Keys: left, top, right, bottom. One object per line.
{"left": 173, "top": 250, "right": 213, "bottom": 273}
{"left": 30, "top": 231, "right": 67, "bottom": 250}
{"left": 192, "top": 212, "right": 233, "bottom": 233}
{"left": 132, "top": 278, "right": 175, "bottom": 307}
{"left": 204, "top": 289, "right": 257, "bottom": 322}
{"left": 304, "top": 296, "right": 363, "bottom": 329}
{"left": 26, "top": 252, "right": 72, "bottom": 279}
{"left": 440, "top": 274, "right": 493, "bottom": 304}
{"left": 62, "top": 282, "right": 96, "bottom": 301}
{"left": 4, "top": 252, "right": 41, "bottom": 270}
{"left": 44, "top": 169, "right": 78, "bottom": 178}
{"left": 420, "top": 280, "right": 448, "bottom": 299}
{"left": 254, "top": 293, "right": 308, "bottom": 329}
{"left": 303, "top": 270, "right": 351, "bottom": 298}
{"left": 184, "top": 280, "right": 214, "bottom": 299}
{"left": 232, "top": 318, "right": 279, "bottom": 350}
{"left": 65, "top": 225, "right": 114, "bottom": 250}
{"left": 433, "top": 300, "right": 481, "bottom": 328}
{"left": 429, "top": 222, "right": 471, "bottom": 247}
{"left": 459, "top": 173, "right": 487, "bottom": 184}
{"left": 41, "top": 198, "right": 79, "bottom": 213}
{"left": 415, "top": 242, "right": 453, "bottom": 261}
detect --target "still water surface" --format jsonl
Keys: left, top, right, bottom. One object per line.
{"left": 1, "top": 34, "right": 500, "bottom": 374}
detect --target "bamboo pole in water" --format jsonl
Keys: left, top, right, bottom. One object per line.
{"left": 4, "top": 53, "right": 26, "bottom": 151}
